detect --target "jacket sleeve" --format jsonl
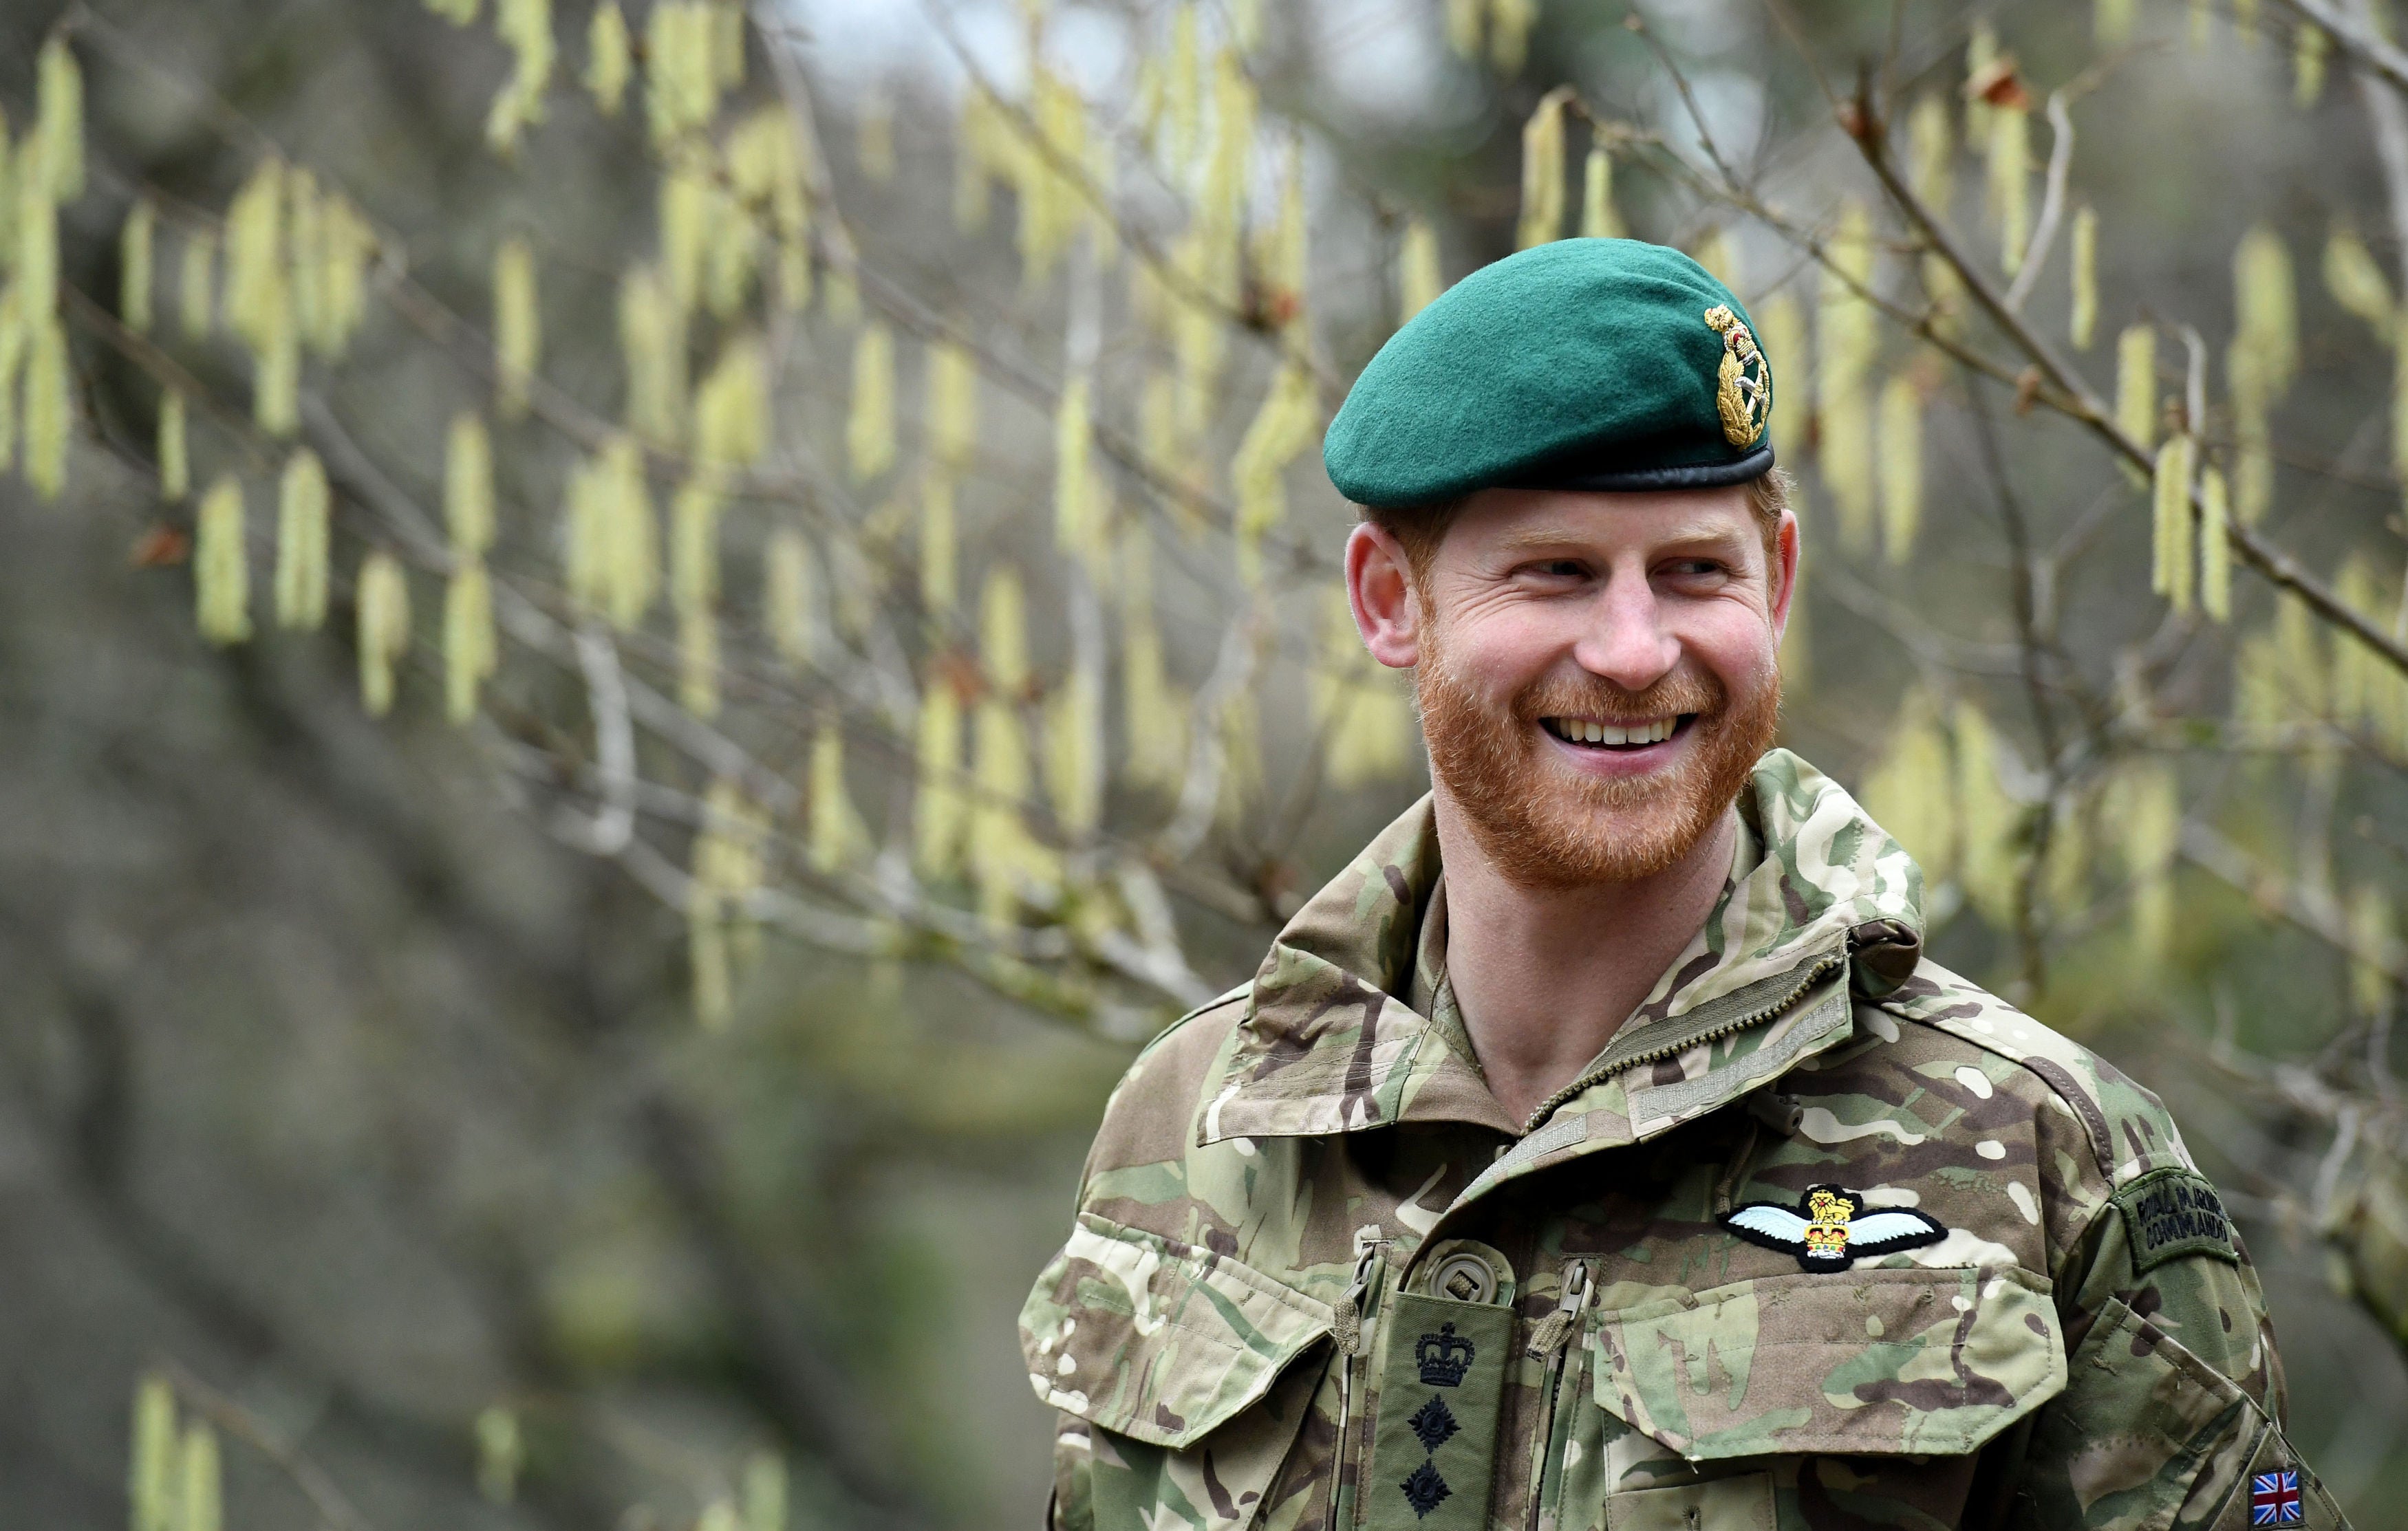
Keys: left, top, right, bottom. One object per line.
{"left": 1049, "top": 1414, "right": 1094, "bottom": 1531}
{"left": 2007, "top": 1136, "right": 2350, "bottom": 1527}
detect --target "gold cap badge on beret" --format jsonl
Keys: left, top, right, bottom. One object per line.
{"left": 1703, "top": 304, "right": 1770, "bottom": 448}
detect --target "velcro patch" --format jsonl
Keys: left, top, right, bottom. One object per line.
{"left": 2111, "top": 1166, "right": 2238, "bottom": 1274}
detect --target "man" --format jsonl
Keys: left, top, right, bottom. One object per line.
{"left": 1020, "top": 239, "right": 2344, "bottom": 1530}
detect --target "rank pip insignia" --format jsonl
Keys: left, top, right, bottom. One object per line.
{"left": 1720, "top": 1184, "right": 1947, "bottom": 1272}
{"left": 1702, "top": 303, "right": 1770, "bottom": 448}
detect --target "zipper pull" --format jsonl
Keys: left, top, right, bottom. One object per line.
{"left": 1525, "top": 1259, "right": 1591, "bottom": 1360}
{"left": 1331, "top": 1237, "right": 1380, "bottom": 1356}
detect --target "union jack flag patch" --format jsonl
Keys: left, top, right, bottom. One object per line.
{"left": 2250, "top": 1469, "right": 2303, "bottom": 1524}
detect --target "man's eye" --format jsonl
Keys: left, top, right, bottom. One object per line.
{"left": 1664, "top": 559, "right": 1726, "bottom": 578}
{"left": 1532, "top": 559, "right": 1587, "bottom": 578}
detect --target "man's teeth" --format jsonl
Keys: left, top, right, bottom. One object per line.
{"left": 1549, "top": 717, "right": 1677, "bottom": 746}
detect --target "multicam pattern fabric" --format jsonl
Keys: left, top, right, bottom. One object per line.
{"left": 1022, "top": 750, "right": 2352, "bottom": 1530}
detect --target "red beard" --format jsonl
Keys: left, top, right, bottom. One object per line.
{"left": 1415, "top": 626, "right": 1781, "bottom": 889}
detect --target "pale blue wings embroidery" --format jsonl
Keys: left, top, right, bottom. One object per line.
{"left": 1848, "top": 1209, "right": 1947, "bottom": 1252}
{"left": 1724, "top": 1204, "right": 1809, "bottom": 1246}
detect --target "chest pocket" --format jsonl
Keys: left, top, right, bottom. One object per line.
{"left": 1552, "top": 1265, "right": 2066, "bottom": 1525}
{"left": 1020, "top": 1213, "right": 1335, "bottom": 1530}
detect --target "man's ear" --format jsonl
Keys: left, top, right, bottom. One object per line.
{"left": 1345, "top": 520, "right": 1422, "bottom": 670}
{"left": 1767, "top": 508, "right": 1800, "bottom": 638}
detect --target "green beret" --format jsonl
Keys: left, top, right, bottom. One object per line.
{"left": 1322, "top": 237, "right": 1775, "bottom": 508}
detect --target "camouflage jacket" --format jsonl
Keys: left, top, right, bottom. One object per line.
{"left": 1021, "top": 750, "right": 2348, "bottom": 1531}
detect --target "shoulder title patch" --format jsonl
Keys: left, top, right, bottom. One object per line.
{"left": 1720, "top": 1184, "right": 1946, "bottom": 1272}
{"left": 2110, "top": 1166, "right": 2239, "bottom": 1274}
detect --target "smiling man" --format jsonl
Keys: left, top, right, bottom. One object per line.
{"left": 1021, "top": 240, "right": 2344, "bottom": 1530}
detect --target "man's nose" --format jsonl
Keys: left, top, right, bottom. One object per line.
{"left": 1569, "top": 570, "right": 1680, "bottom": 693}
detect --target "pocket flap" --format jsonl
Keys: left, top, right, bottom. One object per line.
{"left": 1020, "top": 1213, "right": 1335, "bottom": 1450}
{"left": 1590, "top": 1265, "right": 2067, "bottom": 1461}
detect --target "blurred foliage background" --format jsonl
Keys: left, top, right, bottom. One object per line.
{"left": 10, "top": 0, "right": 2408, "bottom": 1525}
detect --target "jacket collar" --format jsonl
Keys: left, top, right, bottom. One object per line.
{"left": 1200, "top": 748, "right": 1925, "bottom": 1150}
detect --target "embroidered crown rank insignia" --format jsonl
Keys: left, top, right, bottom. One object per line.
{"left": 1702, "top": 303, "right": 1770, "bottom": 448}
{"left": 2251, "top": 1469, "right": 2304, "bottom": 1524}
{"left": 1720, "top": 1184, "right": 1947, "bottom": 1272}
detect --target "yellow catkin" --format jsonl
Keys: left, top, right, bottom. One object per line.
{"left": 179, "top": 230, "right": 216, "bottom": 340}
{"left": 2200, "top": 466, "right": 2233, "bottom": 620}
{"left": 1259, "top": 141, "right": 1307, "bottom": 332}
{"left": 712, "top": 1, "right": 746, "bottom": 89}
{"left": 129, "top": 1376, "right": 177, "bottom": 1531}
{"left": 1877, "top": 373, "right": 1923, "bottom": 564}
{"left": 275, "top": 448, "right": 331, "bottom": 629}
{"left": 1398, "top": 218, "right": 1443, "bottom": 323}
{"left": 645, "top": 1, "right": 721, "bottom": 148}
{"left": 23, "top": 314, "right": 69, "bottom": 500}
{"left": 224, "top": 159, "right": 286, "bottom": 356}
{"left": 180, "top": 1423, "right": 222, "bottom": 1531}
{"left": 1216, "top": 686, "right": 1263, "bottom": 824}
{"left": 564, "top": 455, "right": 605, "bottom": 612}
{"left": 1578, "top": 146, "right": 1621, "bottom": 239}
{"left": 120, "top": 198, "right": 155, "bottom": 334}
{"left": 2234, "top": 225, "right": 2299, "bottom": 397}
{"left": 1489, "top": 0, "right": 1538, "bottom": 70}
{"left": 253, "top": 304, "right": 301, "bottom": 437}
{"left": 2323, "top": 225, "right": 2394, "bottom": 332}
{"left": 2334, "top": 555, "right": 2383, "bottom": 728}
{"left": 1444, "top": 0, "right": 1482, "bottom": 58}
{"left": 916, "top": 680, "right": 967, "bottom": 878}
{"left": 1988, "top": 105, "right": 2031, "bottom": 275}
{"left": 444, "top": 559, "right": 498, "bottom": 723}
{"left": 2349, "top": 884, "right": 2396, "bottom": 1016}
{"left": 493, "top": 237, "right": 539, "bottom": 420}
{"left": 356, "top": 550, "right": 411, "bottom": 715}
{"left": 1119, "top": 523, "right": 1187, "bottom": 789}
{"left": 1232, "top": 362, "right": 1318, "bottom": 587}
{"left": 1313, "top": 589, "right": 1412, "bottom": 787}
{"left": 1164, "top": 6, "right": 1203, "bottom": 171}
{"left": 1964, "top": 23, "right": 1998, "bottom": 144}
{"left": 694, "top": 334, "right": 768, "bottom": 470}
{"left": 1952, "top": 701, "right": 2023, "bottom": 929}
{"left": 704, "top": 183, "right": 756, "bottom": 319}
{"left": 17, "top": 153, "right": 58, "bottom": 319}
{"left": 619, "top": 265, "right": 685, "bottom": 443}
{"left": 926, "top": 339, "right": 979, "bottom": 468}
{"left": 2069, "top": 206, "right": 2098, "bottom": 350}
{"left": 765, "top": 527, "right": 817, "bottom": 667}
{"left": 2117, "top": 763, "right": 2181, "bottom": 967}
{"left": 810, "top": 717, "right": 873, "bottom": 872}
{"left": 1756, "top": 292, "right": 1807, "bottom": 454}
{"left": 1861, "top": 691, "right": 1957, "bottom": 887}
{"left": 446, "top": 413, "right": 495, "bottom": 558}
{"left": 742, "top": 1454, "right": 788, "bottom": 1531}
{"left": 954, "top": 88, "right": 996, "bottom": 235}
{"left": 475, "top": 1407, "right": 521, "bottom": 1504}
{"left": 1692, "top": 228, "right": 1739, "bottom": 292}
{"left": 972, "top": 566, "right": 1046, "bottom": 929}
{"left": 588, "top": 1, "right": 632, "bottom": 115}
{"left": 1515, "top": 89, "right": 1568, "bottom": 250}
{"left": 158, "top": 389, "right": 189, "bottom": 502}
{"left": 2097, "top": 0, "right": 2138, "bottom": 48}
{"left": 2151, "top": 435, "right": 2196, "bottom": 611}
{"left": 847, "top": 322, "right": 896, "bottom": 482}
{"left": 484, "top": 0, "right": 557, "bottom": 153}
{"left": 314, "top": 193, "right": 376, "bottom": 358}
{"left": 428, "top": 0, "right": 480, "bottom": 21}
{"left": 598, "top": 433, "right": 655, "bottom": 628}
{"left": 288, "top": 170, "right": 325, "bottom": 348}
{"left": 1053, "top": 371, "right": 1103, "bottom": 576}
{"left": 195, "top": 475, "right": 252, "bottom": 645}
{"left": 2114, "top": 323, "right": 2157, "bottom": 457}
{"left": 1045, "top": 664, "right": 1106, "bottom": 836}
{"left": 660, "top": 158, "right": 712, "bottom": 316}
{"left": 36, "top": 37, "right": 83, "bottom": 202}
{"left": 1818, "top": 202, "right": 1877, "bottom": 552}
{"left": 1908, "top": 94, "right": 1953, "bottom": 211}
{"left": 2297, "top": 23, "right": 2330, "bottom": 108}
{"left": 921, "top": 470, "right": 957, "bottom": 616}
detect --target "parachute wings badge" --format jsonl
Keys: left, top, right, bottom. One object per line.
{"left": 1702, "top": 304, "right": 1770, "bottom": 448}
{"left": 1720, "top": 1184, "right": 1946, "bottom": 1272}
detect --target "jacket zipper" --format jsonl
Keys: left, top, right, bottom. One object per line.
{"left": 1328, "top": 1237, "right": 1382, "bottom": 1531}
{"left": 1516, "top": 948, "right": 1850, "bottom": 1134}
{"left": 1525, "top": 1259, "right": 1593, "bottom": 1531}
